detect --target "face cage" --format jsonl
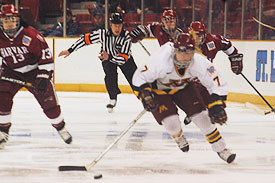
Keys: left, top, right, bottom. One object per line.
{"left": 162, "top": 17, "right": 176, "bottom": 35}
{"left": 172, "top": 48, "right": 194, "bottom": 69}
{"left": 0, "top": 16, "right": 20, "bottom": 36}
{"left": 195, "top": 32, "right": 206, "bottom": 46}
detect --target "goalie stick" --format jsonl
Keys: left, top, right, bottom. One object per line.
{"left": 252, "top": 17, "right": 275, "bottom": 30}
{"left": 0, "top": 76, "right": 34, "bottom": 88}
{"left": 58, "top": 109, "right": 147, "bottom": 171}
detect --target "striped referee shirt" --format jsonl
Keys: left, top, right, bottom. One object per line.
{"left": 68, "top": 29, "right": 132, "bottom": 65}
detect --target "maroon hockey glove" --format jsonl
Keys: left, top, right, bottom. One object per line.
{"left": 208, "top": 94, "right": 227, "bottom": 125}
{"left": 139, "top": 88, "right": 158, "bottom": 112}
{"left": 130, "top": 25, "right": 149, "bottom": 43}
{"left": 229, "top": 53, "right": 243, "bottom": 75}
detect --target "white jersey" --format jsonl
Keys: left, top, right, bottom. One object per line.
{"left": 133, "top": 42, "right": 228, "bottom": 96}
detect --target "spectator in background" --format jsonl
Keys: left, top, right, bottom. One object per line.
{"left": 89, "top": 12, "right": 105, "bottom": 32}
{"left": 42, "top": 8, "right": 78, "bottom": 37}
{"left": 127, "top": 0, "right": 161, "bottom": 14}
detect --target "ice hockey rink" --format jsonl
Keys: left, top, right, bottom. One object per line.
{"left": 1, "top": 91, "right": 275, "bottom": 183}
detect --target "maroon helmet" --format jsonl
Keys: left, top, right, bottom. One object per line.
{"left": 189, "top": 21, "right": 207, "bottom": 34}
{"left": 0, "top": 4, "right": 19, "bottom": 18}
{"left": 0, "top": 4, "right": 20, "bottom": 36}
{"left": 174, "top": 33, "right": 195, "bottom": 50}
{"left": 162, "top": 9, "right": 177, "bottom": 19}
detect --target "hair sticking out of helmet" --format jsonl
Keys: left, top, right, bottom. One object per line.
{"left": 109, "top": 12, "right": 123, "bottom": 24}
{"left": 0, "top": 4, "right": 20, "bottom": 36}
{"left": 189, "top": 21, "right": 206, "bottom": 47}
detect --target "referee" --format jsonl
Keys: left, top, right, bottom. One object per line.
{"left": 58, "top": 13, "right": 137, "bottom": 113}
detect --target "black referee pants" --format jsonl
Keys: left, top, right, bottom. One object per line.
{"left": 101, "top": 57, "right": 137, "bottom": 100}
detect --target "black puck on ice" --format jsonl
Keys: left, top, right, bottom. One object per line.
{"left": 94, "top": 174, "right": 103, "bottom": 179}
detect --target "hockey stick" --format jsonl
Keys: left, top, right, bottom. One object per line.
{"left": 240, "top": 73, "right": 274, "bottom": 115}
{"left": 138, "top": 41, "right": 151, "bottom": 56}
{"left": 252, "top": 17, "right": 275, "bottom": 30}
{"left": 58, "top": 109, "right": 147, "bottom": 171}
{"left": 0, "top": 76, "right": 34, "bottom": 88}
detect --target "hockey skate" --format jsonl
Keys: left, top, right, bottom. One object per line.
{"left": 0, "top": 131, "right": 9, "bottom": 149}
{"left": 217, "top": 148, "right": 236, "bottom": 163}
{"left": 106, "top": 99, "right": 117, "bottom": 113}
{"left": 57, "top": 126, "right": 72, "bottom": 144}
{"left": 174, "top": 132, "right": 189, "bottom": 152}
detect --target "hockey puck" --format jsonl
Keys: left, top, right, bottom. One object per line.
{"left": 94, "top": 174, "right": 103, "bottom": 179}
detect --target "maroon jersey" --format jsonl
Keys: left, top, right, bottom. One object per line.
{"left": 0, "top": 26, "right": 53, "bottom": 73}
{"left": 147, "top": 22, "right": 184, "bottom": 46}
{"left": 199, "top": 33, "right": 238, "bottom": 62}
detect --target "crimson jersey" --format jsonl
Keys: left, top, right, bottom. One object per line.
{"left": 0, "top": 26, "right": 53, "bottom": 73}
{"left": 147, "top": 22, "right": 184, "bottom": 46}
{"left": 198, "top": 33, "right": 238, "bottom": 62}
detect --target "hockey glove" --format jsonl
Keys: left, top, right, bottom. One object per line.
{"left": 130, "top": 25, "right": 149, "bottom": 43}
{"left": 229, "top": 53, "right": 243, "bottom": 75}
{"left": 138, "top": 88, "right": 158, "bottom": 112}
{"left": 35, "top": 70, "right": 51, "bottom": 94}
{"left": 208, "top": 94, "right": 227, "bottom": 125}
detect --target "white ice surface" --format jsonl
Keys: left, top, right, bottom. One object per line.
{"left": 1, "top": 91, "right": 275, "bottom": 183}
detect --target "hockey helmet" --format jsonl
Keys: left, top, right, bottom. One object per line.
{"left": 109, "top": 12, "right": 123, "bottom": 24}
{"left": 174, "top": 33, "right": 195, "bottom": 51}
{"left": 161, "top": 10, "right": 177, "bottom": 35}
{"left": 0, "top": 4, "right": 20, "bottom": 36}
{"left": 189, "top": 21, "right": 207, "bottom": 34}
{"left": 0, "top": 4, "right": 19, "bottom": 18}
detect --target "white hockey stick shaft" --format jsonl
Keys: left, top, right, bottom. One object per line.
{"left": 85, "top": 109, "right": 147, "bottom": 170}
{"left": 138, "top": 41, "right": 151, "bottom": 56}
{"left": 252, "top": 17, "right": 275, "bottom": 30}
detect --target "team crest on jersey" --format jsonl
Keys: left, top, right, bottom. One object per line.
{"left": 207, "top": 65, "right": 216, "bottom": 75}
{"left": 206, "top": 41, "right": 216, "bottom": 51}
{"left": 22, "top": 35, "right": 32, "bottom": 46}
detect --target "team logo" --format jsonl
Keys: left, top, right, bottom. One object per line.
{"left": 22, "top": 35, "right": 32, "bottom": 46}
{"left": 207, "top": 65, "right": 216, "bottom": 75}
{"left": 206, "top": 41, "right": 216, "bottom": 51}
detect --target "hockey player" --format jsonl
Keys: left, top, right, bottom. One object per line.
{"left": 130, "top": 9, "right": 192, "bottom": 125}
{"left": 58, "top": 13, "right": 137, "bottom": 113}
{"left": 0, "top": 5, "right": 72, "bottom": 149}
{"left": 130, "top": 9, "right": 184, "bottom": 46}
{"left": 132, "top": 33, "right": 236, "bottom": 163}
{"left": 189, "top": 21, "right": 243, "bottom": 75}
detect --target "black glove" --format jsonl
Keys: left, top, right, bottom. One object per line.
{"left": 138, "top": 88, "right": 158, "bottom": 112}
{"left": 208, "top": 94, "right": 227, "bottom": 125}
{"left": 35, "top": 70, "right": 51, "bottom": 94}
{"left": 229, "top": 53, "right": 243, "bottom": 75}
{"left": 130, "top": 25, "right": 149, "bottom": 43}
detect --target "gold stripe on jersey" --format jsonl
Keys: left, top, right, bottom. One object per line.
{"left": 206, "top": 128, "right": 222, "bottom": 144}
{"left": 152, "top": 89, "right": 179, "bottom": 95}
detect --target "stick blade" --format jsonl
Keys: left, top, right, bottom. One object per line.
{"left": 58, "top": 166, "right": 87, "bottom": 171}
